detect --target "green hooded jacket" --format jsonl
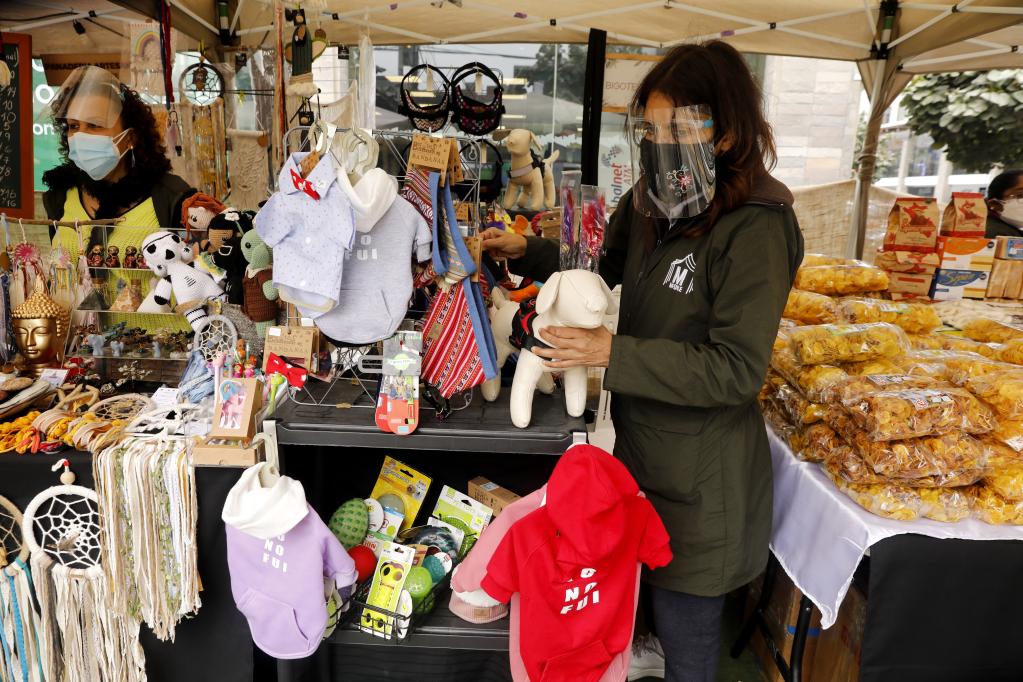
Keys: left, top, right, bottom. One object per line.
{"left": 510, "top": 174, "right": 804, "bottom": 595}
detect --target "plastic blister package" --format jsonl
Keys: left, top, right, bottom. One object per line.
{"left": 788, "top": 322, "right": 908, "bottom": 366}
{"left": 965, "top": 369, "right": 1023, "bottom": 420}
{"left": 793, "top": 265, "right": 889, "bottom": 296}
{"left": 841, "top": 387, "right": 963, "bottom": 441}
{"left": 783, "top": 289, "right": 841, "bottom": 325}
{"left": 838, "top": 298, "right": 942, "bottom": 334}
{"left": 984, "top": 464, "right": 1023, "bottom": 502}
{"left": 829, "top": 474, "right": 922, "bottom": 521}
{"left": 970, "top": 485, "right": 1023, "bottom": 525}
{"left": 961, "top": 318, "right": 1023, "bottom": 344}
{"left": 918, "top": 487, "right": 972, "bottom": 523}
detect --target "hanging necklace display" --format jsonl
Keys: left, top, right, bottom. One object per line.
{"left": 0, "top": 494, "right": 45, "bottom": 682}
{"left": 397, "top": 64, "right": 451, "bottom": 133}
{"left": 94, "top": 418, "right": 200, "bottom": 642}
{"left": 450, "top": 62, "right": 505, "bottom": 136}
{"left": 23, "top": 461, "right": 146, "bottom": 682}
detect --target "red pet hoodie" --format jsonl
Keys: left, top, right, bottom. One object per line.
{"left": 482, "top": 444, "right": 672, "bottom": 682}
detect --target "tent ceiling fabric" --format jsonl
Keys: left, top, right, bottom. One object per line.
{"left": 0, "top": 0, "right": 154, "bottom": 54}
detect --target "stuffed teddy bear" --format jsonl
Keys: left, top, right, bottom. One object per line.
{"left": 239, "top": 230, "right": 279, "bottom": 338}
{"left": 493, "top": 129, "right": 559, "bottom": 212}
{"left": 206, "top": 210, "right": 253, "bottom": 305}
{"left": 140, "top": 230, "right": 226, "bottom": 331}
{"left": 481, "top": 287, "right": 555, "bottom": 403}
{"left": 508, "top": 270, "right": 617, "bottom": 429}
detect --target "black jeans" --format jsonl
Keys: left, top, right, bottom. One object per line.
{"left": 651, "top": 586, "right": 726, "bottom": 682}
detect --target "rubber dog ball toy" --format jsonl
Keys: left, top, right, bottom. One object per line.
{"left": 329, "top": 498, "right": 370, "bottom": 550}
{"left": 348, "top": 544, "right": 378, "bottom": 583}
{"left": 405, "top": 565, "right": 434, "bottom": 605}
{"left": 422, "top": 554, "right": 447, "bottom": 583}
{"left": 377, "top": 492, "right": 406, "bottom": 515}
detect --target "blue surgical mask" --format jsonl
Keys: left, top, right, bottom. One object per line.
{"left": 68, "top": 129, "right": 132, "bottom": 181}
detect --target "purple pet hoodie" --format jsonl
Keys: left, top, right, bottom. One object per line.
{"left": 222, "top": 462, "right": 357, "bottom": 659}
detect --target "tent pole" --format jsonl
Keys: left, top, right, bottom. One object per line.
{"left": 849, "top": 59, "right": 887, "bottom": 259}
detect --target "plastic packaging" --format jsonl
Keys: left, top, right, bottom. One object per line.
{"left": 939, "top": 354, "right": 1013, "bottom": 386}
{"left": 944, "top": 387, "right": 998, "bottom": 434}
{"left": 788, "top": 322, "right": 908, "bottom": 366}
{"left": 793, "top": 265, "right": 889, "bottom": 296}
{"left": 824, "top": 443, "right": 884, "bottom": 485}
{"left": 838, "top": 298, "right": 942, "bottom": 334}
{"left": 981, "top": 437, "right": 1023, "bottom": 469}
{"left": 937, "top": 335, "right": 1002, "bottom": 359}
{"left": 829, "top": 474, "right": 922, "bottom": 521}
{"left": 892, "top": 349, "right": 991, "bottom": 383}
{"left": 970, "top": 485, "right": 1023, "bottom": 525}
{"left": 907, "top": 333, "right": 945, "bottom": 350}
{"left": 984, "top": 464, "right": 1023, "bottom": 502}
{"left": 988, "top": 422, "right": 1023, "bottom": 454}
{"left": 999, "top": 339, "right": 1023, "bottom": 366}
{"left": 770, "top": 347, "right": 849, "bottom": 404}
{"left": 918, "top": 488, "right": 972, "bottom": 523}
{"left": 776, "top": 382, "right": 826, "bottom": 425}
{"left": 961, "top": 318, "right": 1023, "bottom": 344}
{"left": 783, "top": 289, "right": 841, "bottom": 325}
{"left": 841, "top": 357, "right": 905, "bottom": 377}
{"left": 801, "top": 253, "right": 861, "bottom": 268}
{"left": 964, "top": 369, "right": 1023, "bottom": 420}
{"left": 822, "top": 373, "right": 937, "bottom": 404}
{"left": 842, "top": 387, "right": 963, "bottom": 441}
{"left": 791, "top": 422, "right": 841, "bottom": 463}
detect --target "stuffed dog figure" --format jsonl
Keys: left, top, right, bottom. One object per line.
{"left": 509, "top": 270, "right": 617, "bottom": 428}
{"left": 494, "top": 129, "right": 559, "bottom": 212}
{"left": 482, "top": 287, "right": 555, "bottom": 403}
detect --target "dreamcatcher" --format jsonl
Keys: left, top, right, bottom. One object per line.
{"left": 23, "top": 461, "right": 146, "bottom": 682}
{"left": 179, "top": 57, "right": 228, "bottom": 199}
{"left": 94, "top": 425, "right": 200, "bottom": 642}
{"left": 89, "top": 394, "right": 155, "bottom": 422}
{"left": 179, "top": 59, "right": 225, "bottom": 106}
{"left": 0, "top": 494, "right": 45, "bottom": 682}
{"left": 193, "top": 313, "right": 238, "bottom": 362}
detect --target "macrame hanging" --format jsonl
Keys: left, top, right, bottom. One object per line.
{"left": 23, "top": 461, "right": 146, "bottom": 682}
{"left": 0, "top": 494, "right": 46, "bottom": 682}
{"left": 8, "top": 220, "right": 47, "bottom": 310}
{"left": 226, "top": 129, "right": 270, "bottom": 211}
{"left": 93, "top": 428, "right": 200, "bottom": 642}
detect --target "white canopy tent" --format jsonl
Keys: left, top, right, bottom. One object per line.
{"left": 4, "top": 0, "right": 1022, "bottom": 254}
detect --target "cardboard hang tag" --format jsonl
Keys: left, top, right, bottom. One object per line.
{"left": 465, "top": 235, "right": 482, "bottom": 283}
{"left": 446, "top": 138, "right": 464, "bottom": 185}
{"left": 262, "top": 325, "right": 318, "bottom": 371}
{"left": 407, "top": 135, "right": 451, "bottom": 177}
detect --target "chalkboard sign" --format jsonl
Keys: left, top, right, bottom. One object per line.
{"left": 0, "top": 33, "right": 33, "bottom": 219}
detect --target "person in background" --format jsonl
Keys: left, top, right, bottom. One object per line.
{"left": 986, "top": 169, "right": 1023, "bottom": 238}
{"left": 482, "top": 41, "right": 803, "bottom": 682}
{"left": 42, "top": 65, "right": 194, "bottom": 261}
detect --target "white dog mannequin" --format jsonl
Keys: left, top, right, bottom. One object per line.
{"left": 493, "top": 129, "right": 559, "bottom": 212}
{"left": 509, "top": 270, "right": 618, "bottom": 429}
{"left": 481, "top": 287, "right": 555, "bottom": 403}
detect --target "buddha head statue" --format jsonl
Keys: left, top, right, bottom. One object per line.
{"left": 12, "top": 287, "right": 70, "bottom": 376}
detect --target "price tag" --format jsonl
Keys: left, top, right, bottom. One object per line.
{"left": 446, "top": 138, "right": 464, "bottom": 185}
{"left": 150, "top": 385, "right": 180, "bottom": 409}
{"left": 455, "top": 202, "right": 475, "bottom": 224}
{"left": 38, "top": 368, "right": 69, "bottom": 389}
{"left": 465, "top": 235, "right": 482, "bottom": 283}
{"left": 407, "top": 135, "right": 451, "bottom": 175}
{"left": 263, "top": 325, "right": 318, "bottom": 371}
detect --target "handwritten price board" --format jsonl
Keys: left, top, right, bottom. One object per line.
{"left": 0, "top": 34, "right": 34, "bottom": 219}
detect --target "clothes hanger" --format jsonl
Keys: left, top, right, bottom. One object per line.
{"left": 336, "top": 126, "right": 379, "bottom": 181}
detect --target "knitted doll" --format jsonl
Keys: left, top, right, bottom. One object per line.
{"left": 240, "top": 230, "right": 279, "bottom": 338}
{"left": 181, "top": 192, "right": 227, "bottom": 249}
{"left": 207, "top": 210, "right": 251, "bottom": 305}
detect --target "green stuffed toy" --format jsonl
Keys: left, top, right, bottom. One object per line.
{"left": 239, "top": 231, "right": 280, "bottom": 338}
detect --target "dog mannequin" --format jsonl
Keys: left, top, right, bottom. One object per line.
{"left": 509, "top": 270, "right": 617, "bottom": 429}
{"left": 494, "top": 129, "right": 559, "bottom": 212}
{"left": 481, "top": 287, "right": 555, "bottom": 402}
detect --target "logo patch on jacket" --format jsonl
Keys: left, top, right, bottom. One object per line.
{"left": 663, "top": 254, "right": 696, "bottom": 294}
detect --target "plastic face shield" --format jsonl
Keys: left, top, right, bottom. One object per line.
{"left": 628, "top": 104, "right": 716, "bottom": 220}
{"left": 50, "top": 65, "right": 124, "bottom": 130}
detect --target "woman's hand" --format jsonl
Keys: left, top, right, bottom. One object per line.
{"left": 480, "top": 228, "right": 527, "bottom": 260}
{"left": 532, "top": 326, "right": 613, "bottom": 369}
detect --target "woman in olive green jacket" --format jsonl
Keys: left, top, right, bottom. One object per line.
{"left": 482, "top": 41, "right": 803, "bottom": 682}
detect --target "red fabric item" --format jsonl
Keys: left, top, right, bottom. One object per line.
{"left": 265, "top": 353, "right": 309, "bottom": 388}
{"left": 289, "top": 169, "right": 321, "bottom": 200}
{"left": 421, "top": 282, "right": 486, "bottom": 398}
{"left": 482, "top": 445, "right": 672, "bottom": 682}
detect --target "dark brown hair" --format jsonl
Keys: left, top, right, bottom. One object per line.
{"left": 633, "top": 40, "right": 776, "bottom": 237}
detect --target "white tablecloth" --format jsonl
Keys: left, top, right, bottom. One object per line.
{"left": 768, "top": 429, "right": 1023, "bottom": 629}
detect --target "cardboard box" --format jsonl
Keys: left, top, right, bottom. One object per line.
{"left": 210, "top": 377, "right": 263, "bottom": 440}
{"left": 810, "top": 584, "right": 867, "bottom": 682}
{"left": 931, "top": 268, "right": 989, "bottom": 301}
{"left": 995, "top": 236, "right": 1023, "bottom": 260}
{"left": 874, "top": 249, "right": 940, "bottom": 274}
{"left": 885, "top": 271, "right": 934, "bottom": 298}
{"left": 883, "top": 197, "right": 939, "bottom": 252}
{"left": 936, "top": 236, "right": 996, "bottom": 271}
{"left": 889, "top": 292, "right": 931, "bottom": 301}
{"left": 745, "top": 571, "right": 821, "bottom": 682}
{"left": 940, "top": 191, "right": 987, "bottom": 236}
{"left": 468, "top": 477, "right": 521, "bottom": 517}
{"left": 991, "top": 259, "right": 1023, "bottom": 299}
{"left": 191, "top": 437, "right": 263, "bottom": 467}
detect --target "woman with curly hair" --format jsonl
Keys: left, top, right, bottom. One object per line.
{"left": 42, "top": 65, "right": 196, "bottom": 261}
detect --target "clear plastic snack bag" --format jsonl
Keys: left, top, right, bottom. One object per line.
{"left": 793, "top": 264, "right": 889, "bottom": 296}
{"left": 841, "top": 387, "right": 963, "bottom": 441}
{"left": 784, "top": 289, "right": 841, "bottom": 325}
{"left": 838, "top": 297, "right": 942, "bottom": 334}
{"left": 788, "top": 322, "right": 908, "bottom": 366}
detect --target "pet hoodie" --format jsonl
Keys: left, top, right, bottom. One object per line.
{"left": 482, "top": 445, "right": 672, "bottom": 682}
{"left": 222, "top": 463, "right": 357, "bottom": 659}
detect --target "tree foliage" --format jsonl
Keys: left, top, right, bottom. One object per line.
{"left": 902, "top": 70, "right": 1023, "bottom": 172}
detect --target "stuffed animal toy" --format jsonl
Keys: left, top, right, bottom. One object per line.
{"left": 508, "top": 270, "right": 617, "bottom": 429}
{"left": 481, "top": 287, "right": 554, "bottom": 403}
{"left": 137, "top": 276, "right": 172, "bottom": 314}
{"left": 206, "top": 210, "right": 253, "bottom": 305}
{"left": 181, "top": 192, "right": 227, "bottom": 237}
{"left": 239, "top": 230, "right": 279, "bottom": 338}
{"left": 493, "top": 129, "right": 559, "bottom": 212}
{"left": 140, "top": 231, "right": 226, "bottom": 331}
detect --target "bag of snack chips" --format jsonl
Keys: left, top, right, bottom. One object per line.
{"left": 984, "top": 464, "right": 1023, "bottom": 502}
{"left": 965, "top": 369, "right": 1023, "bottom": 419}
{"left": 907, "top": 333, "right": 945, "bottom": 350}
{"left": 770, "top": 346, "right": 851, "bottom": 403}
{"left": 940, "top": 192, "right": 987, "bottom": 236}
{"left": 784, "top": 289, "right": 841, "bottom": 325}
{"left": 841, "top": 387, "right": 963, "bottom": 441}
{"left": 793, "top": 265, "right": 890, "bottom": 296}
{"left": 942, "top": 386, "right": 997, "bottom": 434}
{"left": 937, "top": 334, "right": 1002, "bottom": 358}
{"left": 830, "top": 474, "right": 923, "bottom": 521}
{"left": 999, "top": 339, "right": 1023, "bottom": 366}
{"left": 970, "top": 485, "right": 1023, "bottom": 525}
{"left": 961, "top": 318, "right": 1023, "bottom": 343}
{"left": 841, "top": 357, "right": 906, "bottom": 377}
{"left": 918, "top": 487, "right": 972, "bottom": 523}
{"left": 823, "top": 443, "right": 885, "bottom": 485}
{"left": 822, "top": 373, "right": 937, "bottom": 404}
{"left": 775, "top": 382, "right": 827, "bottom": 425}
{"left": 838, "top": 297, "right": 942, "bottom": 334}
{"left": 801, "top": 253, "right": 861, "bottom": 268}
{"left": 987, "top": 423, "right": 1023, "bottom": 454}
{"left": 788, "top": 322, "right": 908, "bottom": 366}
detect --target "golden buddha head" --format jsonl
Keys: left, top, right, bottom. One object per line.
{"left": 12, "top": 288, "right": 70, "bottom": 370}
